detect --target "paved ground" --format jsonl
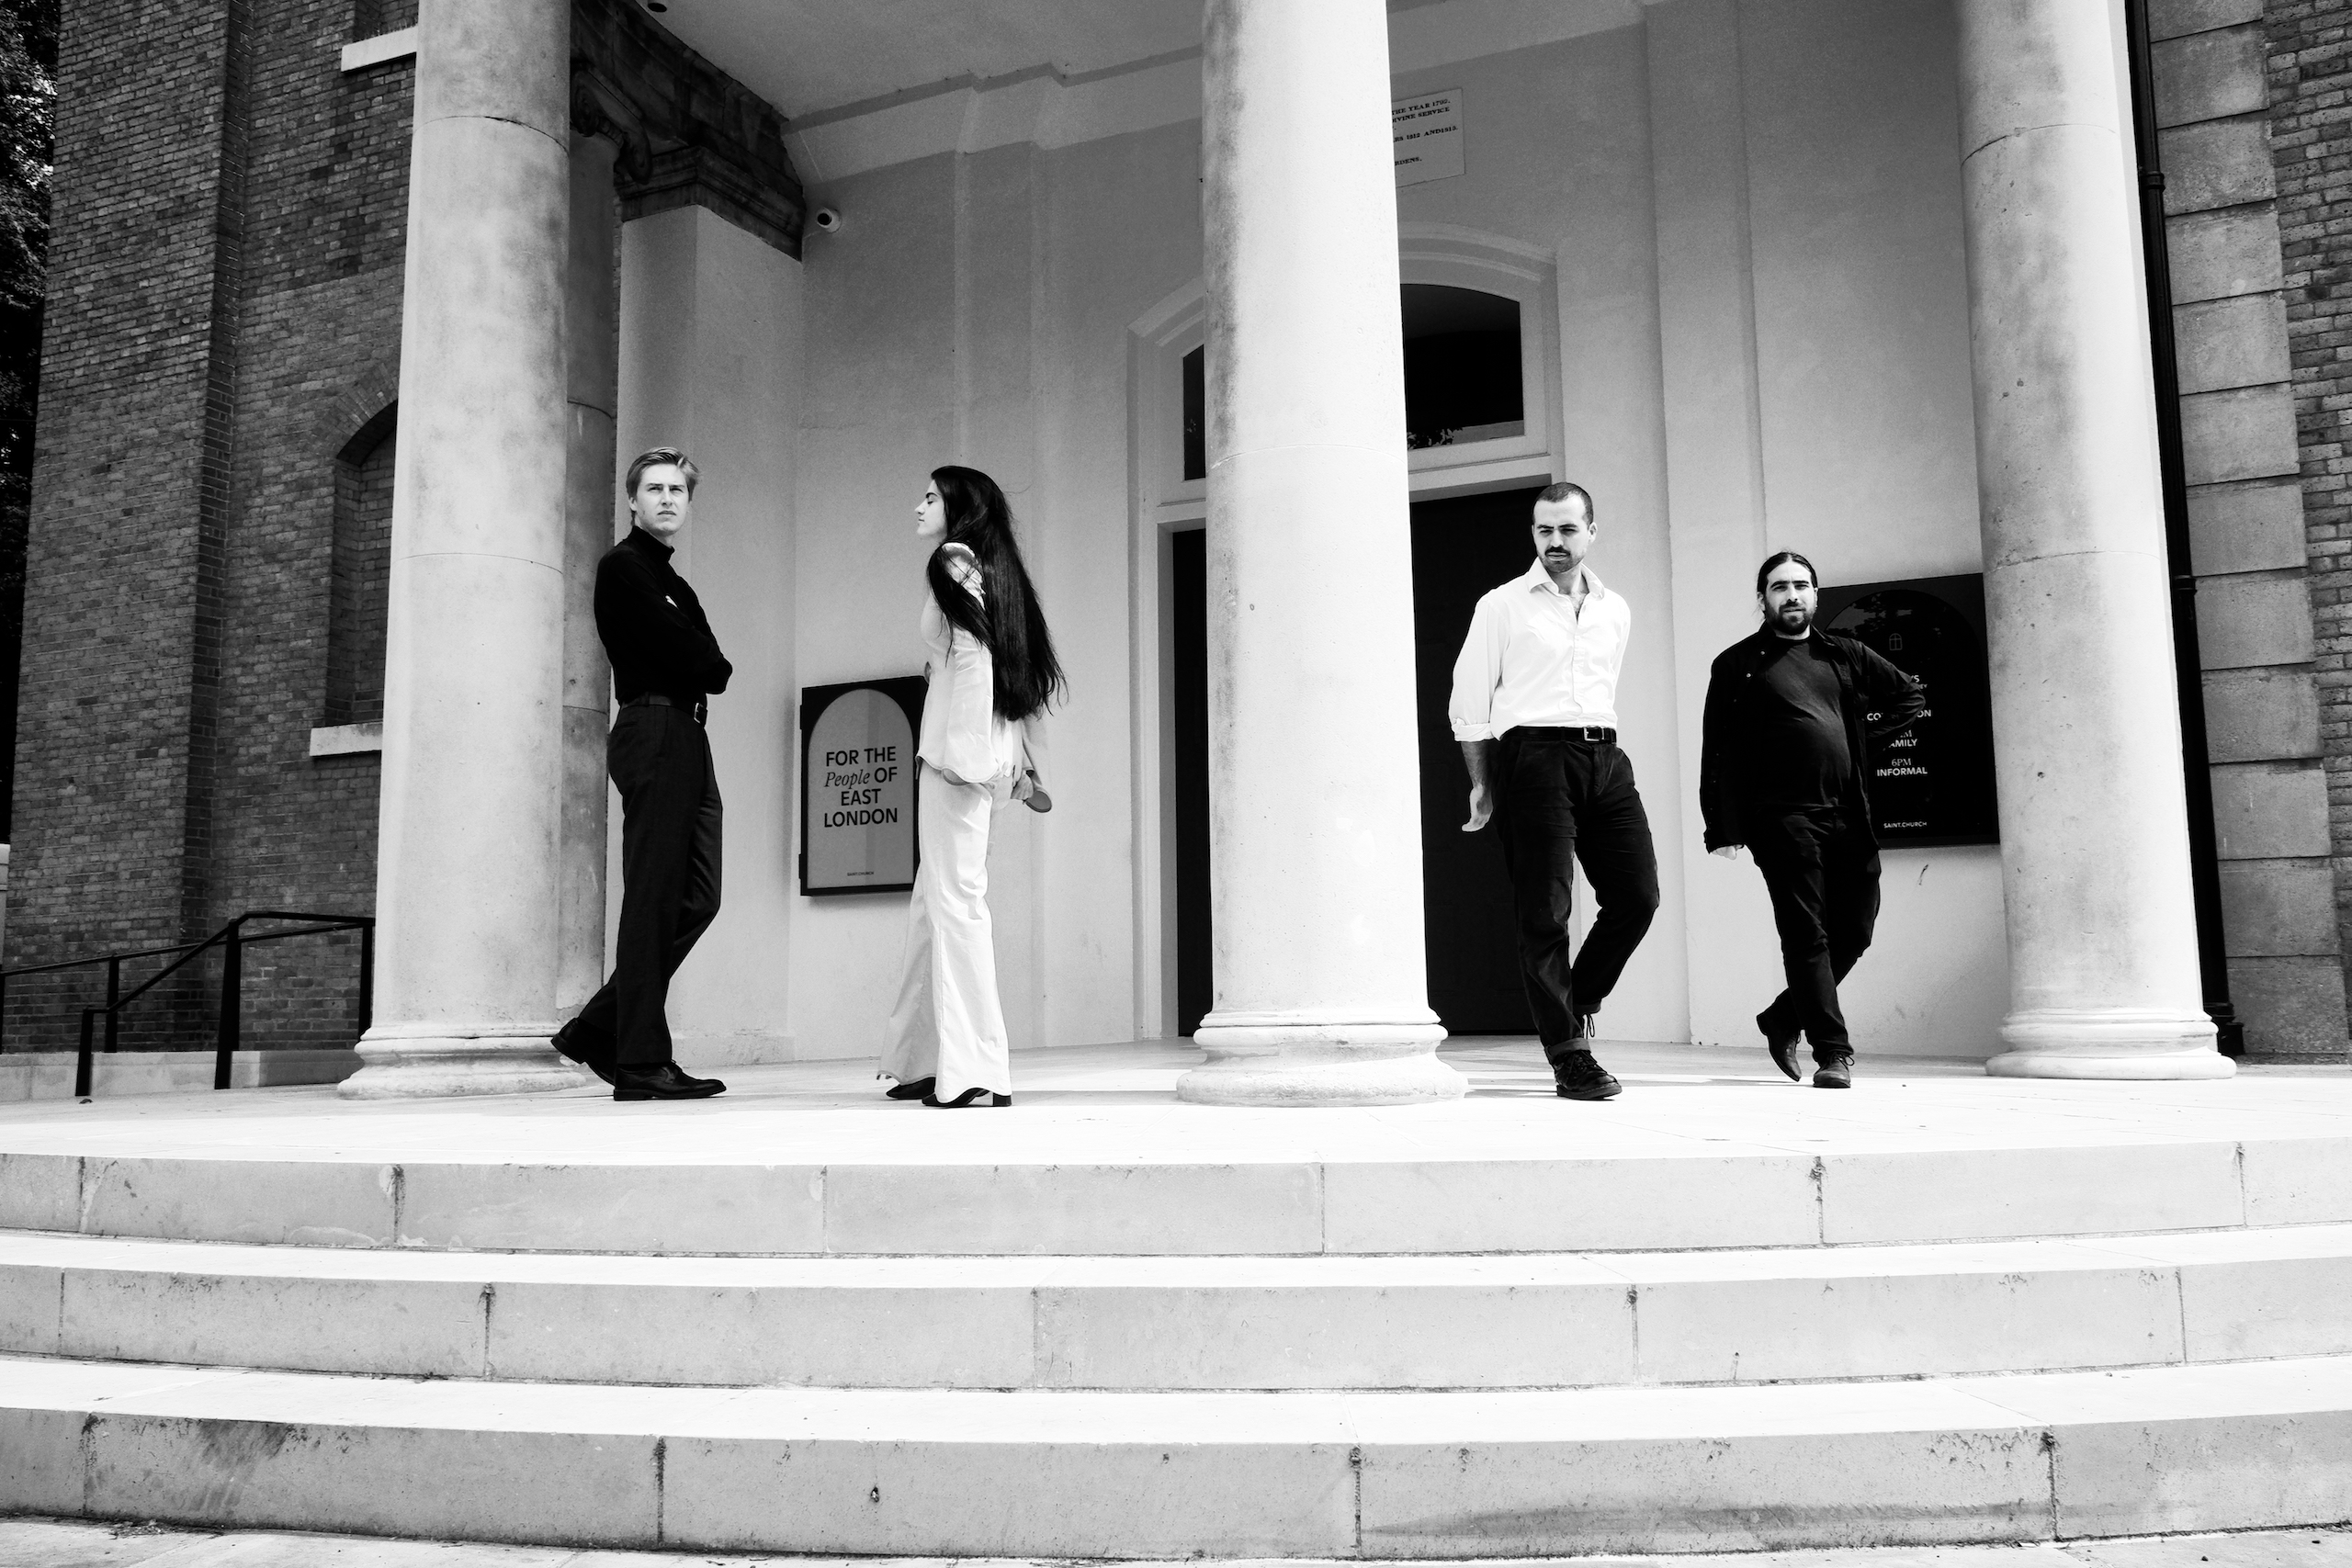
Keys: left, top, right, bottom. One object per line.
{"left": 1, "top": 1038, "right": 2346, "bottom": 1171}
{"left": 3, "top": 1517, "right": 2347, "bottom": 1566}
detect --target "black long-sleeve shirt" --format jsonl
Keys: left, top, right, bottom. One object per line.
{"left": 594, "top": 527, "right": 732, "bottom": 705}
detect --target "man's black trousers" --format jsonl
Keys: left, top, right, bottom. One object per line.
{"left": 1747, "top": 806, "right": 1878, "bottom": 1059}
{"left": 570, "top": 704, "right": 723, "bottom": 1068}
{"left": 1491, "top": 730, "right": 1659, "bottom": 1060}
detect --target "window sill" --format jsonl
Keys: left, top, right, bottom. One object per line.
{"left": 310, "top": 723, "right": 383, "bottom": 758}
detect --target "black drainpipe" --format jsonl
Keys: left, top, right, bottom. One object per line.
{"left": 2124, "top": 0, "right": 2248, "bottom": 1057}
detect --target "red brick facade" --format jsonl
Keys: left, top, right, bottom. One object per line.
{"left": 6, "top": 0, "right": 410, "bottom": 1050}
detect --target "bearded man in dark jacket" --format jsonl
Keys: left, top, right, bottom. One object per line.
{"left": 1700, "top": 552, "right": 1926, "bottom": 1089}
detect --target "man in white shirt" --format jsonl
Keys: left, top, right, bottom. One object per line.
{"left": 1449, "top": 481, "right": 1659, "bottom": 1100}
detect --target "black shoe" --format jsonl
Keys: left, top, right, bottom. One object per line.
{"left": 551, "top": 1019, "right": 615, "bottom": 1087}
{"left": 612, "top": 1062, "right": 726, "bottom": 1101}
{"left": 1552, "top": 1049, "right": 1622, "bottom": 1101}
{"left": 1758, "top": 1010, "right": 1802, "bottom": 1082}
{"left": 885, "top": 1077, "right": 936, "bottom": 1101}
{"left": 1813, "top": 1054, "right": 1853, "bottom": 1089}
{"left": 922, "top": 1086, "right": 1012, "bottom": 1108}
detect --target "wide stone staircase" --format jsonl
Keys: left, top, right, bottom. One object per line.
{"left": 1, "top": 1078, "right": 2349, "bottom": 1557}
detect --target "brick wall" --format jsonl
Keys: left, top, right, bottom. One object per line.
{"left": 6, "top": 0, "right": 409, "bottom": 1052}
{"left": 2148, "top": 0, "right": 2352, "bottom": 1060}
{"left": 2270, "top": 0, "right": 2352, "bottom": 1058}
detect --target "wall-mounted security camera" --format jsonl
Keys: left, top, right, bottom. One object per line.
{"left": 811, "top": 208, "right": 842, "bottom": 234}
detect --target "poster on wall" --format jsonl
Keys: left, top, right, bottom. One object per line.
{"left": 798, "top": 677, "right": 926, "bottom": 897}
{"left": 1814, "top": 573, "right": 1999, "bottom": 848}
{"left": 1393, "top": 89, "right": 1464, "bottom": 186}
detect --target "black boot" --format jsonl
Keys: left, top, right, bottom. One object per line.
{"left": 1812, "top": 1053, "right": 1853, "bottom": 1089}
{"left": 551, "top": 1019, "right": 615, "bottom": 1088}
{"left": 1552, "top": 1049, "right": 1622, "bottom": 1101}
{"left": 884, "top": 1077, "right": 936, "bottom": 1100}
{"left": 612, "top": 1062, "right": 727, "bottom": 1101}
{"left": 1758, "top": 1009, "right": 1802, "bottom": 1082}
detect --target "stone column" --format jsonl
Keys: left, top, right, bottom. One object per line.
{"left": 560, "top": 131, "right": 619, "bottom": 1020}
{"left": 342, "top": 0, "right": 581, "bottom": 1098}
{"left": 1177, "top": 0, "right": 1464, "bottom": 1106}
{"left": 1955, "top": 0, "right": 2233, "bottom": 1079}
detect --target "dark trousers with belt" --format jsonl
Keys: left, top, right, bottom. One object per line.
{"left": 570, "top": 703, "right": 723, "bottom": 1068}
{"left": 1492, "top": 729, "right": 1659, "bottom": 1060}
{"left": 1747, "top": 806, "right": 1879, "bottom": 1059}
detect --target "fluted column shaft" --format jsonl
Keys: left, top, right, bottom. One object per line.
{"left": 343, "top": 0, "right": 580, "bottom": 1098}
{"left": 1178, "top": 0, "right": 1464, "bottom": 1106}
{"left": 1954, "top": 0, "right": 2232, "bottom": 1079}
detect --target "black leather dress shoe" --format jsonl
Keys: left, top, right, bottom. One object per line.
{"left": 550, "top": 1020, "right": 616, "bottom": 1087}
{"left": 885, "top": 1077, "right": 935, "bottom": 1100}
{"left": 922, "top": 1086, "right": 1012, "bottom": 1108}
{"left": 1758, "top": 1010, "right": 1802, "bottom": 1082}
{"left": 1553, "top": 1049, "right": 1622, "bottom": 1101}
{"left": 1813, "top": 1054, "right": 1854, "bottom": 1089}
{"left": 612, "top": 1062, "right": 727, "bottom": 1101}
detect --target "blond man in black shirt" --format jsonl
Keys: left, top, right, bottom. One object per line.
{"left": 550, "top": 446, "right": 732, "bottom": 1101}
{"left": 1699, "top": 552, "right": 1924, "bottom": 1089}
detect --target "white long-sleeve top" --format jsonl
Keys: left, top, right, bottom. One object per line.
{"left": 1447, "top": 559, "right": 1632, "bottom": 740}
{"left": 918, "top": 544, "right": 1027, "bottom": 784}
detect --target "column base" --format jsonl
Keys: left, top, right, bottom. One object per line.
{"left": 1984, "top": 1008, "right": 2235, "bottom": 1080}
{"left": 1177, "top": 1013, "right": 1464, "bottom": 1107}
{"left": 338, "top": 1025, "right": 592, "bottom": 1100}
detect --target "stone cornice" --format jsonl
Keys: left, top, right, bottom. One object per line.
{"left": 570, "top": 0, "right": 806, "bottom": 257}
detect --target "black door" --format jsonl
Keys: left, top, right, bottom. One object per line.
{"left": 1170, "top": 529, "right": 1213, "bottom": 1036}
{"left": 1170, "top": 489, "right": 1543, "bottom": 1035}
{"left": 1409, "top": 487, "right": 1545, "bottom": 1032}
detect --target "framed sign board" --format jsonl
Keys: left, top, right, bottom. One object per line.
{"left": 1815, "top": 573, "right": 1999, "bottom": 848}
{"left": 799, "top": 676, "right": 926, "bottom": 896}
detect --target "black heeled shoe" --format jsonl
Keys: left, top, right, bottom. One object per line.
{"left": 922, "top": 1086, "right": 1012, "bottom": 1108}
{"left": 884, "top": 1077, "right": 935, "bottom": 1100}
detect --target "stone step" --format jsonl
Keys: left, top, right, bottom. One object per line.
{"left": 6, "top": 1350, "right": 2349, "bottom": 1557}
{"left": 4, "top": 1130, "right": 2343, "bottom": 1256}
{"left": 6, "top": 1224, "right": 2348, "bottom": 1391}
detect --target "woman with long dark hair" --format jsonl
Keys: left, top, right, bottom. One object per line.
{"left": 879, "top": 466, "right": 1065, "bottom": 1108}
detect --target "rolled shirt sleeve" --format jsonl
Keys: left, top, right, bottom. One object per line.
{"left": 1448, "top": 594, "right": 1503, "bottom": 742}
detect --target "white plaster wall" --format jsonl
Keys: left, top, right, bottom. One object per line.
{"left": 615, "top": 205, "right": 805, "bottom": 1065}
{"left": 785, "top": 130, "right": 1199, "bottom": 1061}
{"left": 1652, "top": 0, "right": 2008, "bottom": 1057}
{"left": 730, "top": 0, "right": 2008, "bottom": 1063}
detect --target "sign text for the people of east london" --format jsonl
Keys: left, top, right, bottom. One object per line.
{"left": 798, "top": 677, "right": 926, "bottom": 896}
{"left": 1394, "top": 89, "right": 1464, "bottom": 186}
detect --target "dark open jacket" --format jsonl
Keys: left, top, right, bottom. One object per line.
{"left": 1699, "top": 626, "right": 1928, "bottom": 852}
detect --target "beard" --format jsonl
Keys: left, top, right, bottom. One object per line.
{"left": 1774, "top": 602, "right": 1814, "bottom": 633}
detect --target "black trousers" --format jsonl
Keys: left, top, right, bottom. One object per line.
{"left": 1491, "top": 731, "right": 1659, "bottom": 1058}
{"left": 1747, "top": 806, "right": 1879, "bottom": 1059}
{"left": 570, "top": 705, "right": 723, "bottom": 1068}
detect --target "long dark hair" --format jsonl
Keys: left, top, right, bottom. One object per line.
{"left": 924, "top": 466, "right": 1066, "bottom": 721}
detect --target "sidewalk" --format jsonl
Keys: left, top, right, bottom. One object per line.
{"left": 3, "top": 1517, "right": 2347, "bottom": 1568}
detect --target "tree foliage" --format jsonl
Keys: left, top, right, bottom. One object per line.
{"left": 0, "top": 0, "right": 49, "bottom": 840}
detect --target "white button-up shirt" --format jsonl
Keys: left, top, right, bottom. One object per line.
{"left": 1448, "top": 558, "right": 1632, "bottom": 741}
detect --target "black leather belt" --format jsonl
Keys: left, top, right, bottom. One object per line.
{"left": 1513, "top": 726, "right": 1617, "bottom": 743}
{"left": 624, "top": 694, "right": 707, "bottom": 726}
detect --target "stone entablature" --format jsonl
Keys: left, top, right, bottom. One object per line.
{"left": 571, "top": 0, "right": 806, "bottom": 258}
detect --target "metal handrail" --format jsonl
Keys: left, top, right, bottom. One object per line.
{"left": 0, "top": 911, "right": 374, "bottom": 1098}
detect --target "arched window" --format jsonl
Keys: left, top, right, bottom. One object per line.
{"left": 325, "top": 409, "right": 395, "bottom": 728}
{"left": 1401, "top": 285, "right": 1522, "bottom": 449}
{"left": 1178, "top": 284, "right": 1528, "bottom": 479}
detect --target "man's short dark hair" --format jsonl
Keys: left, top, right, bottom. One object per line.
{"left": 1533, "top": 480, "right": 1594, "bottom": 525}
{"left": 1756, "top": 549, "right": 1817, "bottom": 596}
{"left": 627, "top": 446, "right": 700, "bottom": 498}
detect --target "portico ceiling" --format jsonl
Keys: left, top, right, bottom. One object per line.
{"left": 635, "top": 0, "right": 1462, "bottom": 123}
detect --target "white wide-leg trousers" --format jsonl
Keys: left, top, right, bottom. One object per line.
{"left": 882, "top": 763, "right": 1014, "bottom": 1097}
